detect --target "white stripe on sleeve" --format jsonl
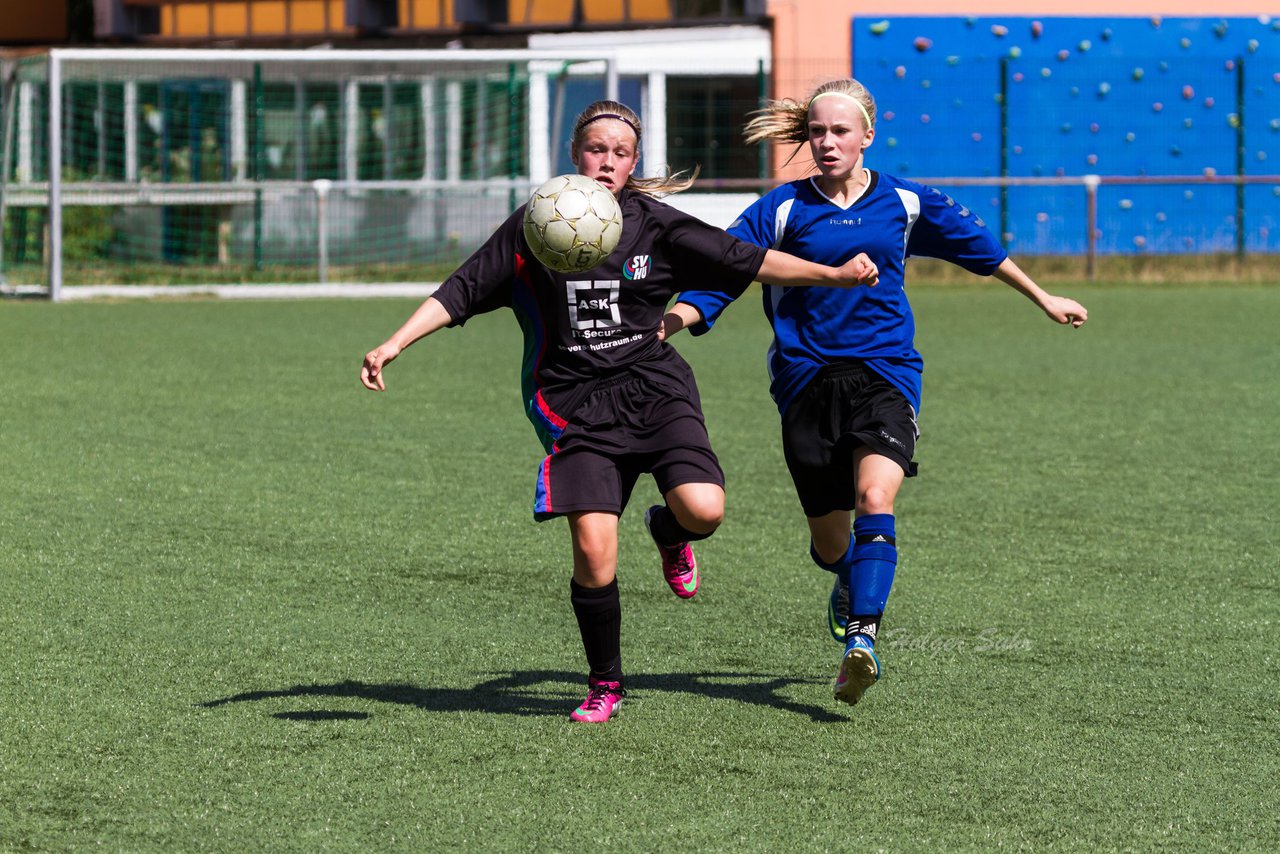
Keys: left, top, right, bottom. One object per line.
{"left": 894, "top": 187, "right": 921, "bottom": 262}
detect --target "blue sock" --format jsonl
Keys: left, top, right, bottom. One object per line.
{"left": 849, "top": 514, "right": 898, "bottom": 645}
{"left": 810, "top": 539, "right": 855, "bottom": 586}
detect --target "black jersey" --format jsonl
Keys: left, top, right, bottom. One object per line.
{"left": 433, "top": 189, "right": 767, "bottom": 452}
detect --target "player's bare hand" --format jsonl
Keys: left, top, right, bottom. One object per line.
{"left": 361, "top": 343, "right": 401, "bottom": 391}
{"left": 836, "top": 253, "right": 879, "bottom": 287}
{"left": 1042, "top": 295, "right": 1088, "bottom": 328}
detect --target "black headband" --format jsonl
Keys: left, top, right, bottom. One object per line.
{"left": 581, "top": 112, "right": 641, "bottom": 140}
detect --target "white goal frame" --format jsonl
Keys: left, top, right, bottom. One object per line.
{"left": 2, "top": 47, "right": 622, "bottom": 300}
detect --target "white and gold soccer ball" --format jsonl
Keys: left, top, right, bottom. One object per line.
{"left": 522, "top": 174, "right": 624, "bottom": 274}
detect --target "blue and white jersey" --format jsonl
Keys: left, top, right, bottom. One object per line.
{"left": 678, "top": 171, "right": 1008, "bottom": 416}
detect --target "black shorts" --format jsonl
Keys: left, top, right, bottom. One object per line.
{"left": 533, "top": 372, "right": 724, "bottom": 521}
{"left": 781, "top": 361, "right": 918, "bottom": 518}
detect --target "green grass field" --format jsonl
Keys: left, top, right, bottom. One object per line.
{"left": 2, "top": 282, "right": 1278, "bottom": 851}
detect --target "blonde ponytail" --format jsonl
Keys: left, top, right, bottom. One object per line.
{"left": 744, "top": 79, "right": 877, "bottom": 163}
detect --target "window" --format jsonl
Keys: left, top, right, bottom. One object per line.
{"left": 666, "top": 75, "right": 759, "bottom": 182}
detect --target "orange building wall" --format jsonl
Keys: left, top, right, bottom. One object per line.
{"left": 155, "top": 0, "right": 350, "bottom": 38}
{"left": 397, "top": 0, "right": 454, "bottom": 29}
{"left": 138, "top": 0, "right": 744, "bottom": 39}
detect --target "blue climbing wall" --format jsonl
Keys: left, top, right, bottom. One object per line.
{"left": 851, "top": 16, "right": 1280, "bottom": 254}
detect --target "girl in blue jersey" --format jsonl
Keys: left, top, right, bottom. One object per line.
{"left": 360, "top": 100, "right": 878, "bottom": 723}
{"left": 667, "top": 78, "right": 1087, "bottom": 707}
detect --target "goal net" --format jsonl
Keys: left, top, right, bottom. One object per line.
{"left": 0, "top": 48, "right": 620, "bottom": 299}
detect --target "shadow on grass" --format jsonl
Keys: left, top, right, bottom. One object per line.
{"left": 202, "top": 670, "right": 847, "bottom": 723}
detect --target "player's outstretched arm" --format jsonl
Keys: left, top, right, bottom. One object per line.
{"left": 360, "top": 296, "right": 454, "bottom": 391}
{"left": 658, "top": 302, "right": 705, "bottom": 341}
{"left": 992, "top": 257, "right": 1088, "bottom": 328}
{"left": 757, "top": 250, "right": 879, "bottom": 288}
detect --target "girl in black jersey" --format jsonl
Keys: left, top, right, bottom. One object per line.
{"left": 360, "top": 100, "right": 878, "bottom": 723}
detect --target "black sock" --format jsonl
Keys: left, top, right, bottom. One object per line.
{"left": 847, "top": 615, "right": 881, "bottom": 644}
{"left": 647, "top": 504, "right": 713, "bottom": 548}
{"left": 570, "top": 578, "right": 622, "bottom": 683}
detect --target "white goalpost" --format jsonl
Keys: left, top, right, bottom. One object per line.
{"left": 0, "top": 48, "right": 622, "bottom": 300}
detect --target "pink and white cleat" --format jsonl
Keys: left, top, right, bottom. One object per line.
{"left": 569, "top": 678, "right": 625, "bottom": 723}
{"left": 644, "top": 505, "right": 700, "bottom": 599}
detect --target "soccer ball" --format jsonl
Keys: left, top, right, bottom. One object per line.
{"left": 522, "top": 174, "right": 624, "bottom": 273}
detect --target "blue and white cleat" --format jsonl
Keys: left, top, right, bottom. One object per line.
{"left": 834, "top": 635, "right": 880, "bottom": 706}
{"left": 827, "top": 576, "right": 849, "bottom": 644}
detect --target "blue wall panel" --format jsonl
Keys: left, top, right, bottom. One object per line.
{"left": 850, "top": 16, "right": 1280, "bottom": 253}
